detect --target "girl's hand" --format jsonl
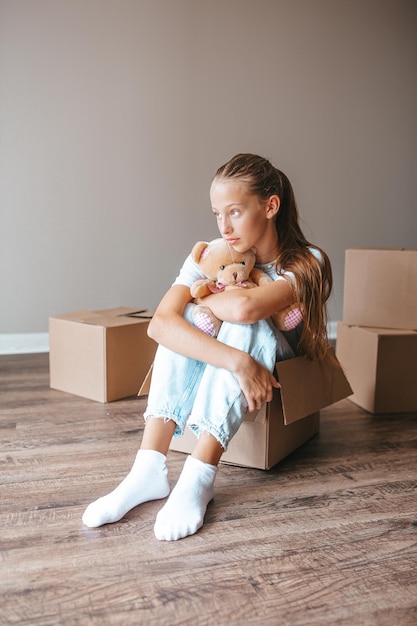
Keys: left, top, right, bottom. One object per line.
{"left": 234, "top": 353, "right": 280, "bottom": 413}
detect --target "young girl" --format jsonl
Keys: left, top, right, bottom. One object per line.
{"left": 82, "top": 153, "right": 332, "bottom": 541}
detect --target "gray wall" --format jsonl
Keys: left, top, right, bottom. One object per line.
{"left": 1, "top": 0, "right": 416, "bottom": 336}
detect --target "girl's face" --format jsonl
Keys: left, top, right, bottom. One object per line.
{"left": 210, "top": 178, "right": 279, "bottom": 258}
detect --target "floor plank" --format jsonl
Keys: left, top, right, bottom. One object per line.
{"left": 1, "top": 353, "right": 417, "bottom": 625}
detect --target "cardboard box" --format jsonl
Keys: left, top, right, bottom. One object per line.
{"left": 49, "top": 307, "right": 157, "bottom": 402}
{"left": 336, "top": 321, "right": 417, "bottom": 414}
{"left": 139, "top": 351, "right": 352, "bottom": 469}
{"left": 342, "top": 248, "right": 417, "bottom": 330}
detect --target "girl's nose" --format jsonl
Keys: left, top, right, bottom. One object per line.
{"left": 221, "top": 220, "right": 232, "bottom": 235}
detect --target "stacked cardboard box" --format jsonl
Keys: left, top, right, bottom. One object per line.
{"left": 336, "top": 248, "right": 417, "bottom": 414}
{"left": 49, "top": 307, "right": 157, "bottom": 402}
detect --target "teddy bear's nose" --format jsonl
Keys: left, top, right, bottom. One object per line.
{"left": 233, "top": 272, "right": 238, "bottom": 280}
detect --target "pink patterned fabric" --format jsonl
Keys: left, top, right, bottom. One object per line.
{"left": 194, "top": 311, "right": 217, "bottom": 336}
{"left": 283, "top": 308, "right": 303, "bottom": 330}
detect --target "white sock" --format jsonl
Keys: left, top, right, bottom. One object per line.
{"left": 154, "top": 455, "right": 217, "bottom": 541}
{"left": 82, "top": 449, "right": 170, "bottom": 528}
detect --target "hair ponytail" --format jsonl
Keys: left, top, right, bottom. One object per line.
{"left": 214, "top": 153, "right": 333, "bottom": 360}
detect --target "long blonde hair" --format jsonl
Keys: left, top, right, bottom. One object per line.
{"left": 214, "top": 153, "right": 332, "bottom": 360}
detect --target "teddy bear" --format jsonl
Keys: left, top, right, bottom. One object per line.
{"left": 190, "top": 238, "right": 303, "bottom": 337}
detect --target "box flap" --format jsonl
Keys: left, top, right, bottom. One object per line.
{"left": 50, "top": 309, "right": 91, "bottom": 322}
{"left": 94, "top": 307, "right": 153, "bottom": 319}
{"left": 94, "top": 310, "right": 153, "bottom": 328}
{"left": 346, "top": 247, "right": 416, "bottom": 252}
{"left": 276, "top": 349, "right": 353, "bottom": 425}
{"left": 138, "top": 364, "right": 153, "bottom": 396}
{"left": 358, "top": 327, "right": 417, "bottom": 337}
{"left": 50, "top": 308, "right": 153, "bottom": 328}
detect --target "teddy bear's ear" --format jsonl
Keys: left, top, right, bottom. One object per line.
{"left": 191, "top": 241, "right": 209, "bottom": 263}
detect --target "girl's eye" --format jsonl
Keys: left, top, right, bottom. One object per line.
{"left": 220, "top": 265, "right": 225, "bottom": 270}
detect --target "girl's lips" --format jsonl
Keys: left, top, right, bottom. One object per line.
{"left": 226, "top": 238, "right": 239, "bottom": 245}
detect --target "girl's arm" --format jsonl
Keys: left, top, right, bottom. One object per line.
{"left": 196, "top": 278, "right": 295, "bottom": 325}
{"left": 147, "top": 284, "right": 280, "bottom": 411}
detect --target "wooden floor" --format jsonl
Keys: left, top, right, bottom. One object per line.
{"left": 1, "top": 353, "right": 417, "bottom": 626}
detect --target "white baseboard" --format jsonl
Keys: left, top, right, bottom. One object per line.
{"left": 0, "top": 323, "right": 339, "bottom": 356}
{"left": 0, "top": 333, "right": 50, "bottom": 355}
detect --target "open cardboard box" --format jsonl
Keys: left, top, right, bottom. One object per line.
{"left": 49, "top": 307, "right": 157, "bottom": 402}
{"left": 343, "top": 248, "right": 417, "bottom": 330}
{"left": 336, "top": 321, "right": 417, "bottom": 414}
{"left": 139, "top": 350, "right": 352, "bottom": 469}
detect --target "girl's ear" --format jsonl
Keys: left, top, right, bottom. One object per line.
{"left": 266, "top": 195, "right": 280, "bottom": 219}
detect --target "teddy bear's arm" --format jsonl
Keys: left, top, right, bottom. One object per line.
{"left": 272, "top": 304, "right": 303, "bottom": 331}
{"left": 190, "top": 279, "right": 217, "bottom": 298}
